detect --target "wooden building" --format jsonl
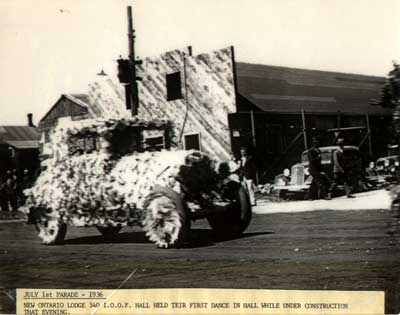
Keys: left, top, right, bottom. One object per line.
{"left": 230, "top": 63, "right": 392, "bottom": 181}
{"left": 40, "top": 47, "right": 237, "bottom": 160}
{"left": 39, "top": 94, "right": 91, "bottom": 135}
{"left": 0, "top": 114, "right": 40, "bottom": 176}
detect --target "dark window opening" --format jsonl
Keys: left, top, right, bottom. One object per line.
{"left": 184, "top": 133, "right": 201, "bottom": 151}
{"left": 67, "top": 135, "right": 99, "bottom": 155}
{"left": 166, "top": 72, "right": 182, "bottom": 101}
{"left": 143, "top": 136, "right": 165, "bottom": 152}
{"left": 110, "top": 128, "right": 141, "bottom": 156}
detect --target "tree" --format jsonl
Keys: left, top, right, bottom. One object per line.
{"left": 371, "top": 62, "right": 400, "bottom": 137}
{"left": 373, "top": 61, "right": 400, "bottom": 108}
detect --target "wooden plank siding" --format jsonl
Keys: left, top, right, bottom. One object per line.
{"left": 84, "top": 47, "right": 236, "bottom": 160}
{"left": 39, "top": 96, "right": 89, "bottom": 130}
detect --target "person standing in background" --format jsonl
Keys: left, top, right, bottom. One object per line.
{"left": 238, "top": 147, "right": 257, "bottom": 206}
{"left": 328, "top": 138, "right": 354, "bottom": 199}
{"left": 22, "top": 169, "right": 32, "bottom": 189}
{"left": 5, "top": 174, "right": 18, "bottom": 211}
{"left": 227, "top": 153, "right": 240, "bottom": 182}
{"left": 365, "top": 161, "right": 378, "bottom": 177}
{"left": 307, "top": 137, "right": 328, "bottom": 199}
{"left": 0, "top": 176, "right": 9, "bottom": 212}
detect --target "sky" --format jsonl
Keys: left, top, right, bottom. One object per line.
{"left": 0, "top": 0, "right": 399, "bottom": 125}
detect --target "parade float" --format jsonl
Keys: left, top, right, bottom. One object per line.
{"left": 23, "top": 117, "right": 252, "bottom": 248}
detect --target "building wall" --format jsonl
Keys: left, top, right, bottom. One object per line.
{"left": 135, "top": 46, "right": 236, "bottom": 160}
{"left": 0, "top": 145, "right": 14, "bottom": 174}
{"left": 0, "top": 145, "right": 39, "bottom": 176}
{"left": 39, "top": 97, "right": 89, "bottom": 131}
{"left": 86, "top": 47, "right": 237, "bottom": 160}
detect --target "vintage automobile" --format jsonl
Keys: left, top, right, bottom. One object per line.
{"left": 372, "top": 144, "right": 400, "bottom": 184}
{"left": 375, "top": 155, "right": 400, "bottom": 181}
{"left": 272, "top": 145, "right": 365, "bottom": 198}
{"left": 22, "top": 117, "right": 252, "bottom": 248}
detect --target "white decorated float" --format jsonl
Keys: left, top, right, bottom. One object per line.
{"left": 23, "top": 117, "right": 252, "bottom": 248}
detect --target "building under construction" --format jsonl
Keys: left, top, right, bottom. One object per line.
{"left": 229, "top": 63, "right": 392, "bottom": 181}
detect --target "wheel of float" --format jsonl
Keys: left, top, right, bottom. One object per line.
{"left": 207, "top": 185, "right": 252, "bottom": 236}
{"left": 35, "top": 218, "right": 67, "bottom": 245}
{"left": 96, "top": 226, "right": 122, "bottom": 238}
{"left": 142, "top": 186, "right": 188, "bottom": 248}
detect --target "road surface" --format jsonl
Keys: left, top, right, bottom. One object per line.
{"left": 1, "top": 205, "right": 400, "bottom": 313}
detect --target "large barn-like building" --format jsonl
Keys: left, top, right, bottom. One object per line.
{"left": 230, "top": 63, "right": 391, "bottom": 180}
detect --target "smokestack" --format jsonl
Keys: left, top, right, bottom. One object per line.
{"left": 27, "top": 113, "right": 34, "bottom": 127}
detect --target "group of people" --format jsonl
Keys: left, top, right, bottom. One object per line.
{"left": 308, "top": 137, "right": 354, "bottom": 200}
{"left": 0, "top": 169, "right": 32, "bottom": 212}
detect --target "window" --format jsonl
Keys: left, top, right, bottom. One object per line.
{"left": 143, "top": 136, "right": 165, "bottom": 152}
{"left": 142, "top": 129, "right": 166, "bottom": 151}
{"left": 184, "top": 133, "right": 201, "bottom": 151}
{"left": 166, "top": 72, "right": 182, "bottom": 101}
{"left": 110, "top": 128, "right": 140, "bottom": 155}
{"left": 67, "top": 135, "right": 99, "bottom": 155}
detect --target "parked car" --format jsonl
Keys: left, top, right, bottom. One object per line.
{"left": 22, "top": 117, "right": 252, "bottom": 248}
{"left": 375, "top": 155, "right": 400, "bottom": 182}
{"left": 271, "top": 166, "right": 312, "bottom": 199}
{"left": 273, "top": 146, "right": 365, "bottom": 198}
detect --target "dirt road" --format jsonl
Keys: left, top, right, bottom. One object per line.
{"left": 1, "top": 208, "right": 400, "bottom": 313}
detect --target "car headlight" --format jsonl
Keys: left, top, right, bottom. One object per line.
{"left": 385, "top": 160, "right": 390, "bottom": 167}
{"left": 395, "top": 161, "right": 399, "bottom": 167}
{"left": 391, "top": 167, "right": 396, "bottom": 173}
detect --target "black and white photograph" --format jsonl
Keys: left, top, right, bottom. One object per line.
{"left": 0, "top": 0, "right": 399, "bottom": 313}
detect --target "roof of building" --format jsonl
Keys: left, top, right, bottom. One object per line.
{"left": 39, "top": 94, "right": 91, "bottom": 129}
{"left": 236, "top": 63, "right": 391, "bottom": 115}
{"left": 0, "top": 126, "right": 40, "bottom": 149}
{"left": 65, "top": 94, "right": 91, "bottom": 107}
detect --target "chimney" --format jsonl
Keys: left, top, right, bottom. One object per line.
{"left": 27, "top": 113, "right": 34, "bottom": 127}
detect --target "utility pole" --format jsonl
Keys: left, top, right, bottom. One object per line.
{"left": 301, "top": 109, "right": 308, "bottom": 150}
{"left": 127, "top": 6, "right": 140, "bottom": 116}
{"left": 366, "top": 113, "right": 373, "bottom": 156}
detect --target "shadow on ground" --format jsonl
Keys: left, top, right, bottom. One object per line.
{"left": 63, "top": 229, "right": 274, "bottom": 248}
